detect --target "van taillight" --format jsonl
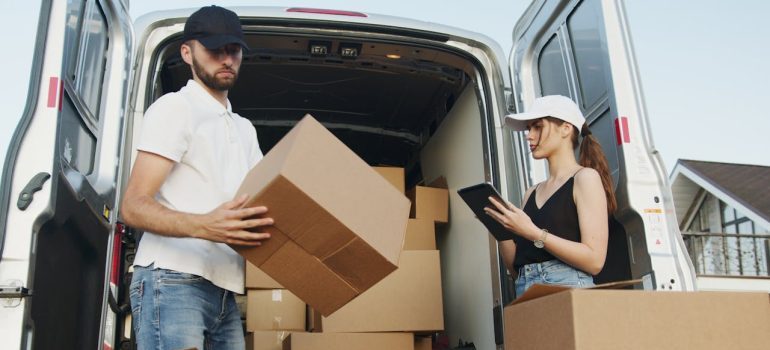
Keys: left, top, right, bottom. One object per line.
{"left": 286, "top": 7, "right": 368, "bottom": 17}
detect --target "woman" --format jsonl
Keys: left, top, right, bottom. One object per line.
{"left": 485, "top": 95, "right": 616, "bottom": 297}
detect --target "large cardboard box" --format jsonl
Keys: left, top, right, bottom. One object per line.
{"left": 504, "top": 284, "right": 770, "bottom": 350}
{"left": 403, "top": 218, "right": 436, "bottom": 250}
{"left": 283, "top": 332, "right": 414, "bottom": 350}
{"left": 246, "top": 331, "right": 293, "bottom": 350}
{"left": 246, "top": 289, "right": 306, "bottom": 331}
{"left": 320, "top": 250, "right": 444, "bottom": 333}
{"left": 407, "top": 184, "right": 448, "bottom": 223}
{"left": 372, "top": 166, "right": 405, "bottom": 194}
{"left": 246, "top": 261, "right": 283, "bottom": 289}
{"left": 234, "top": 115, "right": 411, "bottom": 316}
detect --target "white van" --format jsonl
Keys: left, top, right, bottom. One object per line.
{"left": 0, "top": 0, "right": 696, "bottom": 349}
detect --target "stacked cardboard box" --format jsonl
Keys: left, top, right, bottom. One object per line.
{"left": 243, "top": 288, "right": 305, "bottom": 349}
{"left": 284, "top": 332, "right": 414, "bottom": 350}
{"left": 407, "top": 177, "right": 449, "bottom": 224}
{"left": 244, "top": 330, "right": 291, "bottom": 350}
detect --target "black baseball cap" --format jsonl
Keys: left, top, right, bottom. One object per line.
{"left": 183, "top": 5, "right": 249, "bottom": 51}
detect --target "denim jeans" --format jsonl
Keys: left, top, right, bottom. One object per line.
{"left": 514, "top": 259, "right": 595, "bottom": 298}
{"left": 129, "top": 265, "right": 245, "bottom": 350}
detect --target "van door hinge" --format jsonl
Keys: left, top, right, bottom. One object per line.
{"left": 0, "top": 285, "right": 31, "bottom": 298}
{"left": 17, "top": 172, "right": 51, "bottom": 210}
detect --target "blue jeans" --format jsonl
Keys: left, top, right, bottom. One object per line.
{"left": 129, "top": 265, "right": 244, "bottom": 350}
{"left": 514, "top": 260, "right": 595, "bottom": 298}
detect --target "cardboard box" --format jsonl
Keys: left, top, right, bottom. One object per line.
{"left": 246, "top": 331, "right": 293, "bottom": 350}
{"left": 504, "top": 284, "right": 770, "bottom": 350}
{"left": 403, "top": 218, "right": 436, "bottom": 250}
{"left": 234, "top": 115, "right": 410, "bottom": 316}
{"left": 414, "top": 336, "right": 432, "bottom": 350}
{"left": 320, "top": 250, "right": 444, "bottom": 333}
{"left": 283, "top": 332, "right": 414, "bottom": 350}
{"left": 407, "top": 184, "right": 448, "bottom": 223}
{"left": 246, "top": 289, "right": 306, "bottom": 331}
{"left": 372, "top": 166, "right": 405, "bottom": 193}
{"left": 246, "top": 261, "right": 283, "bottom": 289}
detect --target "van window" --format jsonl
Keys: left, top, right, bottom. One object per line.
{"left": 567, "top": 0, "right": 608, "bottom": 110}
{"left": 60, "top": 0, "right": 109, "bottom": 174}
{"left": 61, "top": 95, "right": 97, "bottom": 174}
{"left": 65, "top": 0, "right": 109, "bottom": 121}
{"left": 0, "top": 1, "right": 42, "bottom": 184}
{"left": 537, "top": 34, "right": 570, "bottom": 97}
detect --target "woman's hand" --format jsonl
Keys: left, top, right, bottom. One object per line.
{"left": 484, "top": 196, "right": 540, "bottom": 241}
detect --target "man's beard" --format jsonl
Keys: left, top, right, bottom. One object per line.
{"left": 192, "top": 57, "right": 238, "bottom": 91}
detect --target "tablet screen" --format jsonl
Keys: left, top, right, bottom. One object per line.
{"left": 457, "top": 183, "right": 514, "bottom": 241}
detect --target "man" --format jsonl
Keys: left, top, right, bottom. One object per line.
{"left": 121, "top": 6, "right": 270, "bottom": 350}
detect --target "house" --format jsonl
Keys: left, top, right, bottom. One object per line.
{"left": 670, "top": 159, "right": 770, "bottom": 292}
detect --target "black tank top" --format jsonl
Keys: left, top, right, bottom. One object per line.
{"left": 513, "top": 176, "right": 582, "bottom": 268}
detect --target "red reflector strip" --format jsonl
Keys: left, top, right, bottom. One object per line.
{"left": 110, "top": 224, "right": 124, "bottom": 286}
{"left": 621, "top": 117, "right": 630, "bottom": 143}
{"left": 47, "top": 77, "right": 59, "bottom": 108}
{"left": 286, "top": 7, "right": 368, "bottom": 17}
{"left": 614, "top": 116, "right": 631, "bottom": 145}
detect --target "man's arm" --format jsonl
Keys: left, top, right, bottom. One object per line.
{"left": 120, "top": 151, "right": 272, "bottom": 246}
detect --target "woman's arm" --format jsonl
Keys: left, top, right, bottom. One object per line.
{"left": 486, "top": 169, "right": 608, "bottom": 275}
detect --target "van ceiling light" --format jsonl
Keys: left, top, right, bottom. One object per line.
{"left": 287, "top": 7, "right": 368, "bottom": 18}
{"left": 309, "top": 41, "right": 332, "bottom": 56}
{"left": 386, "top": 54, "right": 401, "bottom": 59}
{"left": 339, "top": 43, "right": 362, "bottom": 59}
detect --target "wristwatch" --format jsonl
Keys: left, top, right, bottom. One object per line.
{"left": 533, "top": 229, "right": 549, "bottom": 248}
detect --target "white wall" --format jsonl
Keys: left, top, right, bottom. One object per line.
{"left": 420, "top": 85, "right": 496, "bottom": 348}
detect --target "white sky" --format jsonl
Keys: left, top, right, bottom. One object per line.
{"left": 2, "top": 0, "right": 769, "bottom": 182}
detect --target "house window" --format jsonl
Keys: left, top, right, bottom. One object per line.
{"left": 720, "top": 202, "right": 768, "bottom": 276}
{"left": 684, "top": 195, "right": 769, "bottom": 277}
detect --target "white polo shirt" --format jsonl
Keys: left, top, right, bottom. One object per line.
{"left": 133, "top": 79, "right": 262, "bottom": 294}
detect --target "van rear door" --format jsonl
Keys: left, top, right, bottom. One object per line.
{"left": 508, "top": 0, "right": 696, "bottom": 290}
{"left": 0, "top": 0, "right": 133, "bottom": 349}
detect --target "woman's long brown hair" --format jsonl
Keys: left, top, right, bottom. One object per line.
{"left": 575, "top": 123, "right": 617, "bottom": 214}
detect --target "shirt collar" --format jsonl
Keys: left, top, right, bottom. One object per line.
{"left": 183, "top": 79, "right": 233, "bottom": 115}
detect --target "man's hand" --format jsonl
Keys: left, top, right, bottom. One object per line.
{"left": 121, "top": 151, "right": 274, "bottom": 245}
{"left": 190, "top": 194, "right": 273, "bottom": 246}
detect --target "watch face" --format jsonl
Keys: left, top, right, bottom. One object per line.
{"left": 534, "top": 240, "right": 544, "bottom": 248}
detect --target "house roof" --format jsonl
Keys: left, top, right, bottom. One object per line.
{"left": 671, "top": 159, "right": 770, "bottom": 227}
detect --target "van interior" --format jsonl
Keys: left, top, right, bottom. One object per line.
{"left": 153, "top": 32, "right": 478, "bottom": 186}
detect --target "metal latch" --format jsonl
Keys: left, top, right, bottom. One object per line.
{"left": 0, "top": 285, "right": 31, "bottom": 298}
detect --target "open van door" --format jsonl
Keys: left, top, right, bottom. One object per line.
{"left": 508, "top": 0, "right": 696, "bottom": 291}
{"left": 0, "top": 0, "right": 133, "bottom": 349}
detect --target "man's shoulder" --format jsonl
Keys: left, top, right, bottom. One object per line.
{"left": 145, "top": 91, "right": 192, "bottom": 116}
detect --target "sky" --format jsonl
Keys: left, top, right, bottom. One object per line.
{"left": 2, "top": 0, "right": 769, "bottom": 183}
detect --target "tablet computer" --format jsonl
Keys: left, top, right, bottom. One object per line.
{"left": 457, "top": 182, "right": 514, "bottom": 241}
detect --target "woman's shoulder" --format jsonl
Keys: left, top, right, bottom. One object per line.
{"left": 573, "top": 167, "right": 602, "bottom": 189}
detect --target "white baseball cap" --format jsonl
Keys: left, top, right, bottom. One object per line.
{"left": 504, "top": 95, "right": 585, "bottom": 131}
